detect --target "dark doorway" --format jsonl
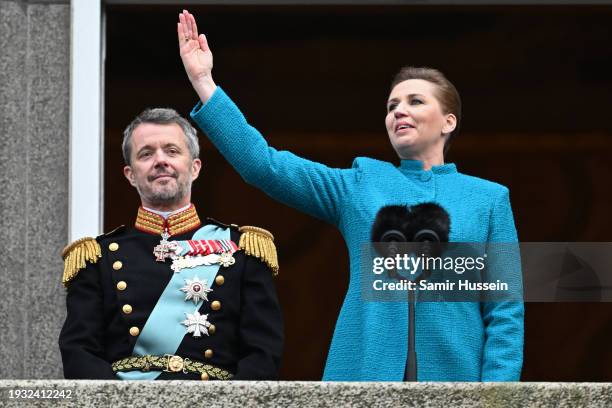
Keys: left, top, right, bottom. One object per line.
{"left": 105, "top": 4, "right": 612, "bottom": 380}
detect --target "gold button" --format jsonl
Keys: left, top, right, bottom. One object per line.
{"left": 167, "top": 356, "right": 184, "bottom": 372}
{"left": 122, "top": 304, "right": 132, "bottom": 314}
{"left": 113, "top": 261, "right": 123, "bottom": 270}
{"left": 117, "top": 281, "right": 127, "bottom": 291}
{"left": 211, "top": 301, "right": 221, "bottom": 311}
{"left": 109, "top": 242, "right": 119, "bottom": 252}
{"left": 208, "top": 324, "right": 216, "bottom": 335}
{"left": 204, "top": 349, "right": 213, "bottom": 359}
{"left": 200, "top": 372, "right": 209, "bottom": 381}
{"left": 129, "top": 326, "right": 140, "bottom": 336}
{"left": 215, "top": 275, "right": 225, "bottom": 286}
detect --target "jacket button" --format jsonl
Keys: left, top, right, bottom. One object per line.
{"left": 129, "top": 326, "right": 140, "bottom": 336}
{"left": 117, "top": 281, "right": 127, "bottom": 291}
{"left": 200, "top": 372, "right": 209, "bottom": 381}
{"left": 113, "top": 261, "right": 123, "bottom": 270}
{"left": 211, "top": 301, "right": 221, "bottom": 311}
{"left": 204, "top": 349, "right": 213, "bottom": 359}
{"left": 208, "top": 324, "right": 216, "bottom": 335}
{"left": 109, "top": 243, "right": 119, "bottom": 251}
{"left": 215, "top": 275, "right": 225, "bottom": 286}
{"left": 122, "top": 304, "right": 133, "bottom": 314}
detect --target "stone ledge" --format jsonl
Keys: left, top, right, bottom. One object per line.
{"left": 1, "top": 380, "right": 611, "bottom": 407}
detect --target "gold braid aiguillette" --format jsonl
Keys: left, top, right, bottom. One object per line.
{"left": 62, "top": 237, "right": 102, "bottom": 286}
{"left": 238, "top": 225, "right": 279, "bottom": 276}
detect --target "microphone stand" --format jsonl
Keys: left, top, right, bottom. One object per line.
{"left": 373, "top": 206, "right": 448, "bottom": 382}
{"left": 405, "top": 279, "right": 418, "bottom": 381}
{"left": 404, "top": 238, "right": 435, "bottom": 381}
{"left": 385, "top": 247, "right": 418, "bottom": 381}
{"left": 404, "top": 266, "right": 430, "bottom": 381}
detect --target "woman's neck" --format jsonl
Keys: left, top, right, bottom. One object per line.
{"left": 401, "top": 152, "right": 444, "bottom": 171}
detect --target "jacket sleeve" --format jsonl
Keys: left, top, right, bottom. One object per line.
{"left": 480, "top": 187, "right": 524, "bottom": 381}
{"left": 233, "top": 255, "right": 284, "bottom": 380}
{"left": 59, "top": 261, "right": 117, "bottom": 379}
{"left": 190, "top": 87, "right": 355, "bottom": 227}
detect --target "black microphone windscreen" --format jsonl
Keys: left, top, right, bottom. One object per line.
{"left": 371, "top": 205, "right": 411, "bottom": 243}
{"left": 405, "top": 202, "right": 450, "bottom": 243}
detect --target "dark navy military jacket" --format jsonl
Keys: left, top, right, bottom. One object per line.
{"left": 59, "top": 219, "right": 283, "bottom": 380}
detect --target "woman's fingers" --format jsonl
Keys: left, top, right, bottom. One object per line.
{"left": 180, "top": 11, "right": 191, "bottom": 40}
{"left": 188, "top": 11, "right": 199, "bottom": 39}
{"left": 199, "top": 34, "right": 210, "bottom": 53}
{"left": 178, "top": 14, "right": 186, "bottom": 42}
{"left": 179, "top": 10, "right": 210, "bottom": 54}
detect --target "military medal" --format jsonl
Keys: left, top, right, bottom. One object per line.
{"left": 171, "top": 254, "right": 221, "bottom": 272}
{"left": 153, "top": 229, "right": 178, "bottom": 262}
{"left": 180, "top": 276, "right": 212, "bottom": 304}
{"left": 218, "top": 251, "right": 236, "bottom": 267}
{"left": 182, "top": 310, "right": 211, "bottom": 337}
{"left": 168, "top": 239, "right": 239, "bottom": 272}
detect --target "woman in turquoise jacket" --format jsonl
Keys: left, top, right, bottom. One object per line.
{"left": 177, "top": 10, "right": 523, "bottom": 381}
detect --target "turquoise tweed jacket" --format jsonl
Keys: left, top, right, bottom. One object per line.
{"left": 191, "top": 87, "right": 524, "bottom": 381}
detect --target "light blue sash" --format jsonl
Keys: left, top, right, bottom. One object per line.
{"left": 117, "top": 224, "right": 229, "bottom": 380}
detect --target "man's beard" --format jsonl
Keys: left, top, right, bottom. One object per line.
{"left": 136, "top": 173, "right": 192, "bottom": 207}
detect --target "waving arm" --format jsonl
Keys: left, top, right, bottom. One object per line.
{"left": 178, "top": 10, "right": 355, "bottom": 225}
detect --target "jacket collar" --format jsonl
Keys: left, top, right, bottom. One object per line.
{"left": 134, "top": 204, "right": 201, "bottom": 236}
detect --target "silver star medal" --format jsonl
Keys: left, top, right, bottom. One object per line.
{"left": 180, "top": 276, "right": 212, "bottom": 304}
{"left": 182, "top": 311, "right": 211, "bottom": 337}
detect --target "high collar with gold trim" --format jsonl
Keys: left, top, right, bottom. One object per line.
{"left": 135, "top": 204, "right": 201, "bottom": 236}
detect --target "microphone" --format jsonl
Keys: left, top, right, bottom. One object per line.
{"left": 371, "top": 205, "right": 410, "bottom": 270}
{"left": 371, "top": 205, "right": 411, "bottom": 279}
{"left": 371, "top": 203, "right": 450, "bottom": 278}
{"left": 405, "top": 202, "right": 450, "bottom": 245}
{"left": 371, "top": 202, "right": 450, "bottom": 249}
{"left": 371, "top": 202, "right": 450, "bottom": 382}
{"left": 405, "top": 203, "right": 450, "bottom": 264}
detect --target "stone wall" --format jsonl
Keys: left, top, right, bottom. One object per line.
{"left": 0, "top": 0, "right": 70, "bottom": 379}
{"left": 1, "top": 381, "right": 612, "bottom": 407}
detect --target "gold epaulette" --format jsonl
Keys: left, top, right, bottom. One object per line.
{"left": 61, "top": 237, "right": 102, "bottom": 287}
{"left": 238, "top": 226, "right": 279, "bottom": 276}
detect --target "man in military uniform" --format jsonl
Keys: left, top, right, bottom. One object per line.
{"left": 59, "top": 108, "right": 283, "bottom": 380}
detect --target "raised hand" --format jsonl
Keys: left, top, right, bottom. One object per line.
{"left": 178, "top": 10, "right": 216, "bottom": 102}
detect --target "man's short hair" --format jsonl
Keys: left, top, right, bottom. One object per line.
{"left": 122, "top": 108, "right": 200, "bottom": 165}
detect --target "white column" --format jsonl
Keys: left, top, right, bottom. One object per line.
{"left": 69, "top": 0, "right": 103, "bottom": 240}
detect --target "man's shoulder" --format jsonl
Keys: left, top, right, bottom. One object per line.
{"left": 61, "top": 225, "right": 127, "bottom": 287}
{"left": 94, "top": 225, "right": 129, "bottom": 243}
{"left": 204, "top": 216, "right": 239, "bottom": 232}
{"left": 236, "top": 224, "right": 279, "bottom": 276}
{"left": 204, "top": 218, "right": 279, "bottom": 276}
